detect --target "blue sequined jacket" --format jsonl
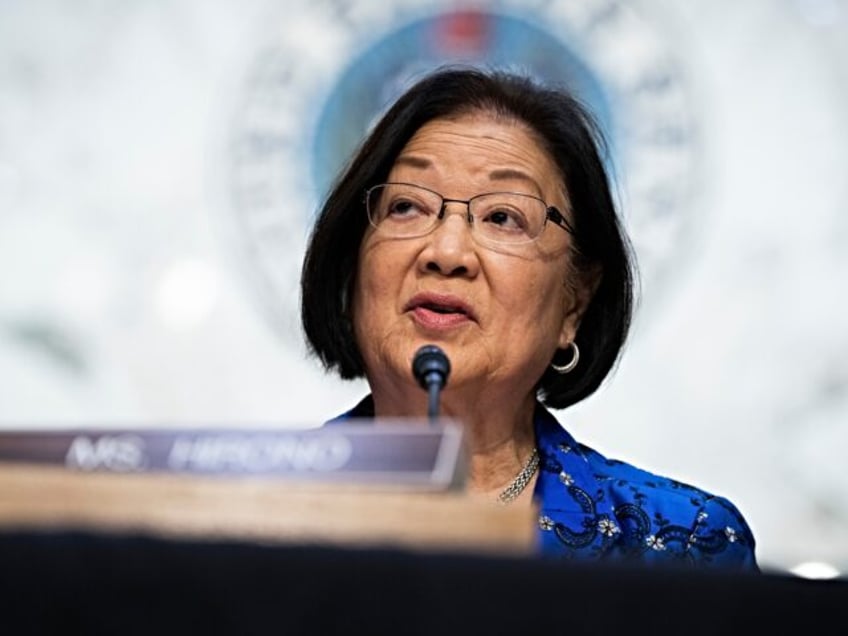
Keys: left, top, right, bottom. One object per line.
{"left": 334, "top": 396, "right": 759, "bottom": 571}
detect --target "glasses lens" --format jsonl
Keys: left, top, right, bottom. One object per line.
{"left": 367, "top": 184, "right": 441, "bottom": 238}
{"left": 470, "top": 193, "right": 547, "bottom": 245}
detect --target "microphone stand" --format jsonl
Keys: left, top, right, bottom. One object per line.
{"left": 427, "top": 381, "right": 442, "bottom": 423}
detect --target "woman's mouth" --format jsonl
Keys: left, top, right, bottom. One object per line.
{"left": 405, "top": 293, "right": 476, "bottom": 330}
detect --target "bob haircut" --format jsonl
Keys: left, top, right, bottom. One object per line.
{"left": 301, "top": 65, "right": 636, "bottom": 410}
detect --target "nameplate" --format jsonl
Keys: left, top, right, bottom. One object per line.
{"left": 0, "top": 419, "right": 466, "bottom": 491}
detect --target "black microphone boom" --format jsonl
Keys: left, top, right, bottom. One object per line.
{"left": 411, "top": 345, "right": 451, "bottom": 422}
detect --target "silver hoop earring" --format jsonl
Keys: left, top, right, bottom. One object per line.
{"left": 551, "top": 342, "right": 579, "bottom": 374}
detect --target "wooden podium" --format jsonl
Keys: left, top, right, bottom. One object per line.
{"left": 0, "top": 422, "right": 537, "bottom": 555}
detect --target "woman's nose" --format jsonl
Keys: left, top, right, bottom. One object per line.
{"left": 417, "top": 205, "right": 480, "bottom": 277}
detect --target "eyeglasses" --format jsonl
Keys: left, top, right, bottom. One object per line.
{"left": 364, "top": 182, "right": 574, "bottom": 247}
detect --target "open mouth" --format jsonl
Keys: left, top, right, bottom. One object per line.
{"left": 405, "top": 293, "right": 477, "bottom": 326}
{"left": 419, "top": 302, "right": 467, "bottom": 315}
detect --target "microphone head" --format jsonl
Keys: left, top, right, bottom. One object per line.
{"left": 411, "top": 344, "right": 451, "bottom": 390}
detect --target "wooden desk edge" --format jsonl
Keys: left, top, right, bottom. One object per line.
{"left": 0, "top": 464, "right": 538, "bottom": 556}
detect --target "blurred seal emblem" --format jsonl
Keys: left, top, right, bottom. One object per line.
{"left": 227, "top": 0, "right": 700, "bottom": 346}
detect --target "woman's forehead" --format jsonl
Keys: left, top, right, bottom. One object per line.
{"left": 391, "top": 113, "right": 566, "bottom": 203}
{"left": 400, "top": 111, "right": 541, "bottom": 154}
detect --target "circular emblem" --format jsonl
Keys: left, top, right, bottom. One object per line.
{"left": 227, "top": 0, "right": 701, "bottom": 347}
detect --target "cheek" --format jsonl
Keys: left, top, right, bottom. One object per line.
{"left": 357, "top": 249, "right": 399, "bottom": 303}
{"left": 352, "top": 243, "right": 409, "bottom": 333}
{"left": 504, "top": 263, "right": 567, "bottom": 314}
{"left": 493, "top": 264, "right": 571, "bottom": 343}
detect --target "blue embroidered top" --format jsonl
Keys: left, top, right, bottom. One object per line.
{"left": 333, "top": 396, "right": 759, "bottom": 571}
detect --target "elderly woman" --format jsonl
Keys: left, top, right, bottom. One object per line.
{"left": 300, "top": 66, "right": 758, "bottom": 570}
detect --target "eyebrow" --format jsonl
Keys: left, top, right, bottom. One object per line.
{"left": 393, "top": 155, "right": 431, "bottom": 169}
{"left": 393, "top": 157, "right": 544, "bottom": 194}
{"left": 488, "top": 168, "right": 543, "bottom": 193}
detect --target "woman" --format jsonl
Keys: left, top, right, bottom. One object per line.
{"left": 301, "top": 66, "right": 758, "bottom": 569}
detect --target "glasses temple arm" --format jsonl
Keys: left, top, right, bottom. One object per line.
{"left": 546, "top": 206, "right": 575, "bottom": 235}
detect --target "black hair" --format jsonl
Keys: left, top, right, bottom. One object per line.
{"left": 301, "top": 65, "right": 636, "bottom": 409}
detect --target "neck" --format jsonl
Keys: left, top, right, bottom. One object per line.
{"left": 369, "top": 382, "right": 539, "bottom": 496}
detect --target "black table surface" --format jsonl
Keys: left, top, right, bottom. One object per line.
{"left": 1, "top": 529, "right": 845, "bottom": 635}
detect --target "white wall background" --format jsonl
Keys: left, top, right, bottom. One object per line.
{"left": 1, "top": 0, "right": 846, "bottom": 575}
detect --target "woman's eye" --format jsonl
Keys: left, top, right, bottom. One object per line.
{"left": 388, "top": 199, "right": 424, "bottom": 217}
{"left": 484, "top": 208, "right": 527, "bottom": 231}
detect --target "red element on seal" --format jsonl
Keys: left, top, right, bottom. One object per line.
{"left": 431, "top": 10, "right": 490, "bottom": 56}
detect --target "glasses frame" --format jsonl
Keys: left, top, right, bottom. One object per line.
{"left": 364, "top": 182, "right": 574, "bottom": 245}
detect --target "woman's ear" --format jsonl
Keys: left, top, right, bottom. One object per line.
{"left": 558, "top": 264, "right": 602, "bottom": 348}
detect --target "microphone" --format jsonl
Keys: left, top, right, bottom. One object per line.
{"left": 412, "top": 345, "right": 451, "bottom": 422}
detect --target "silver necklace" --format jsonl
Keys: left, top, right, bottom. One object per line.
{"left": 497, "top": 448, "right": 540, "bottom": 504}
